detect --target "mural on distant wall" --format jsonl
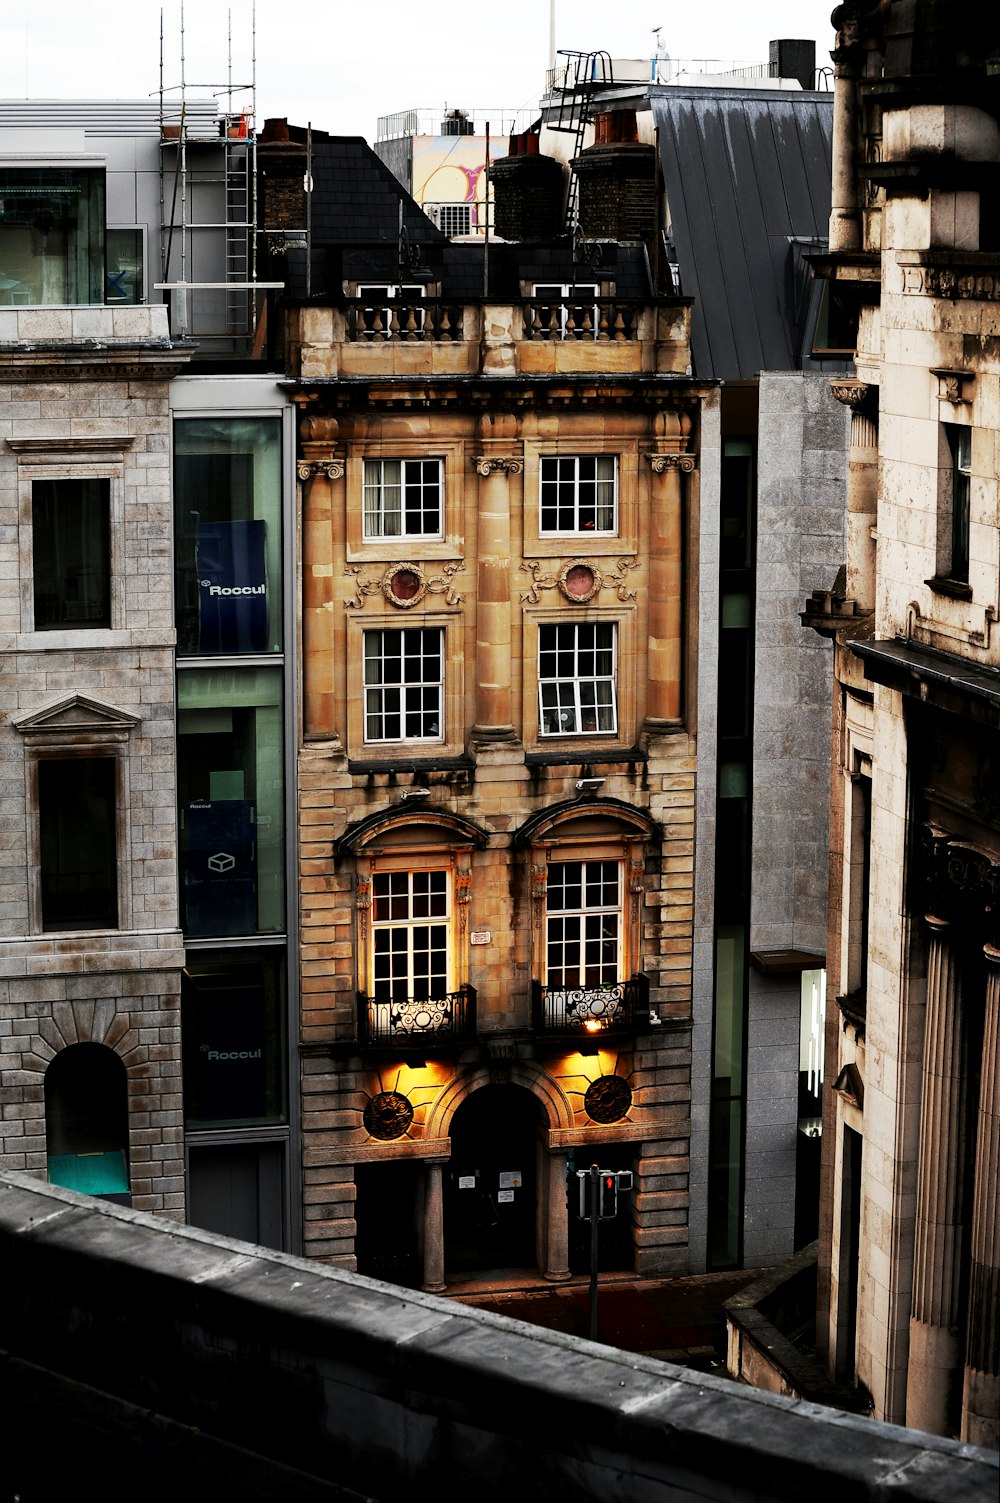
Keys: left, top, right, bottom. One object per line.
{"left": 412, "top": 136, "right": 508, "bottom": 229}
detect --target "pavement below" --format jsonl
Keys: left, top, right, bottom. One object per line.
{"left": 441, "top": 1268, "right": 763, "bottom": 1373}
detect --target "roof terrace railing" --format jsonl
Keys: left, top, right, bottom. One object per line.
{"left": 343, "top": 295, "right": 648, "bottom": 343}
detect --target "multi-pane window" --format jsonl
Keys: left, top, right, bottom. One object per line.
{"left": 363, "top": 459, "right": 442, "bottom": 540}
{"left": 39, "top": 757, "right": 118, "bottom": 931}
{"left": 32, "top": 478, "right": 111, "bottom": 630}
{"left": 372, "top": 871, "right": 449, "bottom": 1001}
{"left": 546, "top": 861, "right": 621, "bottom": 989}
{"left": 538, "top": 622, "right": 617, "bottom": 736}
{"left": 540, "top": 456, "right": 617, "bottom": 534}
{"left": 364, "top": 627, "right": 444, "bottom": 742}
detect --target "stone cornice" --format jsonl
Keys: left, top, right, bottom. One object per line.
{"left": 286, "top": 375, "right": 709, "bottom": 416}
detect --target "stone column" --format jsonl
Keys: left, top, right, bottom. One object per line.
{"left": 962, "top": 945, "right": 1000, "bottom": 1447}
{"left": 299, "top": 418, "right": 345, "bottom": 739}
{"left": 543, "top": 1148, "right": 572, "bottom": 1282}
{"left": 643, "top": 414, "right": 693, "bottom": 732}
{"left": 471, "top": 435, "right": 521, "bottom": 743}
{"left": 422, "top": 1160, "right": 447, "bottom": 1293}
{"left": 906, "top": 914, "right": 968, "bottom": 1435}
{"left": 829, "top": 28, "right": 862, "bottom": 253}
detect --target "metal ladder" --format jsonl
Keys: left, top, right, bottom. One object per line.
{"left": 547, "top": 51, "right": 614, "bottom": 231}
{"left": 224, "top": 130, "right": 253, "bottom": 338}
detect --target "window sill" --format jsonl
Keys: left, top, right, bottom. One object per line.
{"left": 925, "top": 575, "right": 972, "bottom": 601}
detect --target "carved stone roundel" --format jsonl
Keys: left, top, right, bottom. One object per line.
{"left": 363, "top": 1090, "right": 415, "bottom": 1141}
{"left": 584, "top": 1075, "right": 632, "bottom": 1125}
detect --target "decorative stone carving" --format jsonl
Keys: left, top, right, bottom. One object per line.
{"left": 344, "top": 559, "right": 464, "bottom": 610}
{"left": 585, "top": 1074, "right": 633, "bottom": 1125}
{"left": 363, "top": 1090, "right": 414, "bottom": 1141}
{"left": 902, "top": 266, "right": 1000, "bottom": 302}
{"left": 519, "top": 555, "right": 638, "bottom": 605}
{"left": 643, "top": 452, "right": 696, "bottom": 474}
{"left": 830, "top": 380, "right": 872, "bottom": 409}
{"left": 297, "top": 458, "right": 345, "bottom": 481}
{"left": 455, "top": 867, "right": 471, "bottom": 935}
{"left": 473, "top": 456, "right": 524, "bottom": 476}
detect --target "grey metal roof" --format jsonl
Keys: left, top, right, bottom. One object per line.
{"left": 650, "top": 86, "right": 833, "bottom": 380}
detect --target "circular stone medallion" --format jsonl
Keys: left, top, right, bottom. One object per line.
{"left": 363, "top": 1089, "right": 415, "bottom": 1141}
{"left": 584, "top": 1074, "right": 633, "bottom": 1125}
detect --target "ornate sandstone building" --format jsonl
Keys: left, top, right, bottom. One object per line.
{"left": 808, "top": 0, "right": 1000, "bottom": 1446}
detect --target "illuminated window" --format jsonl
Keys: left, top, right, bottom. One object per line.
{"left": 371, "top": 870, "right": 450, "bottom": 1002}
{"left": 546, "top": 860, "right": 622, "bottom": 989}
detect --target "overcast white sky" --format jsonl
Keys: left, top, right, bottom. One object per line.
{"left": 1, "top": 0, "right": 838, "bottom": 141}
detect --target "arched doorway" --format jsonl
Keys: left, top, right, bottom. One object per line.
{"left": 445, "top": 1083, "right": 543, "bottom": 1275}
{"left": 45, "top": 1042, "right": 130, "bottom": 1204}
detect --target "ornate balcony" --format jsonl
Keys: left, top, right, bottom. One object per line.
{"left": 531, "top": 975, "right": 648, "bottom": 1038}
{"left": 357, "top": 985, "right": 477, "bottom": 1050}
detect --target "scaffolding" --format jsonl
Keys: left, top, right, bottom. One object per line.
{"left": 157, "top": 3, "right": 279, "bottom": 350}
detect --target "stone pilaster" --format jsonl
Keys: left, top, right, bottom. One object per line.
{"left": 962, "top": 945, "right": 1000, "bottom": 1448}
{"left": 299, "top": 417, "right": 345, "bottom": 739}
{"left": 642, "top": 411, "right": 692, "bottom": 734}
{"left": 471, "top": 416, "right": 521, "bottom": 743}
{"left": 907, "top": 914, "right": 968, "bottom": 1435}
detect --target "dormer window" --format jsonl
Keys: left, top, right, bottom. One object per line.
{"left": 0, "top": 167, "right": 105, "bottom": 306}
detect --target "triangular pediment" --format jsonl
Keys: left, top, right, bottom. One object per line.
{"left": 13, "top": 693, "right": 139, "bottom": 735}
{"left": 833, "top": 1062, "right": 864, "bottom": 1110}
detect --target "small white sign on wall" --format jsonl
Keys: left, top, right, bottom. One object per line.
{"left": 499, "top": 1171, "right": 522, "bottom": 1189}
{"left": 458, "top": 1175, "right": 476, "bottom": 1190}
{"left": 497, "top": 1189, "right": 515, "bottom": 1204}
{"left": 470, "top": 930, "right": 491, "bottom": 945}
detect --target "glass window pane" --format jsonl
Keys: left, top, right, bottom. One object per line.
{"left": 177, "top": 666, "right": 285, "bottom": 937}
{"left": 0, "top": 168, "right": 104, "bottom": 306}
{"left": 32, "top": 478, "right": 110, "bottom": 630}
{"left": 105, "top": 227, "right": 143, "bottom": 304}
{"left": 39, "top": 758, "right": 117, "bottom": 930}
{"left": 181, "top": 948, "right": 287, "bottom": 1129}
{"left": 174, "top": 417, "right": 283, "bottom": 655}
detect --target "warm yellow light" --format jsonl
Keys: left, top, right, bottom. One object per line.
{"left": 584, "top": 1020, "right": 602, "bottom": 1034}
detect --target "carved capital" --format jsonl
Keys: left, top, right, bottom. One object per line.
{"left": 644, "top": 452, "right": 696, "bottom": 474}
{"left": 474, "top": 456, "right": 524, "bottom": 477}
{"left": 297, "top": 458, "right": 345, "bottom": 482}
{"left": 829, "top": 380, "right": 871, "bottom": 410}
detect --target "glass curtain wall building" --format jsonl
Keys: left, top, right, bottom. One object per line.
{"left": 172, "top": 384, "right": 297, "bottom": 1251}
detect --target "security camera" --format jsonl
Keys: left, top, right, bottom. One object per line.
{"left": 575, "top": 777, "right": 605, "bottom": 794}
{"left": 399, "top": 786, "right": 430, "bottom": 801}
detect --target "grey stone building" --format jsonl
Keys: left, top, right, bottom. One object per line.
{"left": 808, "top": 0, "right": 1000, "bottom": 1446}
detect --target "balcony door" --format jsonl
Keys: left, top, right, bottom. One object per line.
{"left": 445, "top": 1084, "right": 541, "bottom": 1275}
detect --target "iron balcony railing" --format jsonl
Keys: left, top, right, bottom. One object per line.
{"left": 344, "top": 296, "right": 648, "bottom": 344}
{"left": 357, "top": 985, "right": 477, "bottom": 1048}
{"left": 531, "top": 974, "right": 649, "bottom": 1037}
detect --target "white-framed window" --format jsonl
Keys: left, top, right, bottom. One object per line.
{"left": 371, "top": 870, "right": 450, "bottom": 1001}
{"left": 539, "top": 455, "right": 617, "bottom": 535}
{"left": 363, "top": 626, "right": 444, "bottom": 742}
{"left": 538, "top": 621, "right": 617, "bottom": 736}
{"left": 363, "top": 458, "right": 442, "bottom": 540}
{"left": 531, "top": 282, "right": 599, "bottom": 340}
{"left": 357, "top": 283, "right": 425, "bottom": 339}
{"left": 546, "top": 859, "right": 622, "bottom": 989}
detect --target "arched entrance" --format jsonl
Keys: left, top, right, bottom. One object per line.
{"left": 45, "top": 1042, "right": 130, "bottom": 1204}
{"left": 445, "top": 1083, "right": 542, "bottom": 1275}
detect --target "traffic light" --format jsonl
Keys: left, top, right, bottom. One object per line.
{"left": 599, "top": 1172, "right": 617, "bottom": 1218}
